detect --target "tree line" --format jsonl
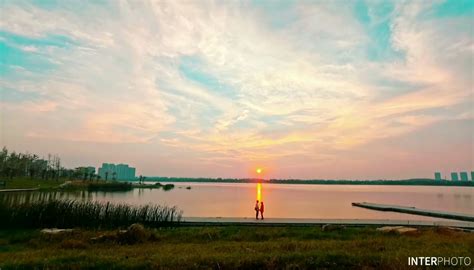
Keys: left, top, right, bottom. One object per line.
{"left": 146, "top": 176, "right": 474, "bottom": 187}
{"left": 0, "top": 147, "right": 100, "bottom": 181}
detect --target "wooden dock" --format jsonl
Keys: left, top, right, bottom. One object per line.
{"left": 352, "top": 202, "right": 474, "bottom": 222}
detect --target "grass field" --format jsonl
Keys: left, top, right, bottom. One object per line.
{"left": 0, "top": 226, "right": 472, "bottom": 269}
{"left": 1, "top": 178, "right": 65, "bottom": 190}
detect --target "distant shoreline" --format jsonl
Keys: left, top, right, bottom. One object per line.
{"left": 138, "top": 178, "right": 474, "bottom": 187}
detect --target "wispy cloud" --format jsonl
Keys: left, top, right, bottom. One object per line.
{"left": 1, "top": 0, "right": 472, "bottom": 178}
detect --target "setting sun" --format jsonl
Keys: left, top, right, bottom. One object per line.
{"left": 256, "top": 168, "right": 262, "bottom": 174}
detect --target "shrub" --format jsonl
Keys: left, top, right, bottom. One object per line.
{"left": 88, "top": 182, "right": 133, "bottom": 191}
{"left": 162, "top": 184, "right": 175, "bottom": 191}
{"left": 118, "top": 223, "right": 149, "bottom": 244}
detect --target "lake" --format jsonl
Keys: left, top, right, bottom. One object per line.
{"left": 2, "top": 183, "right": 473, "bottom": 221}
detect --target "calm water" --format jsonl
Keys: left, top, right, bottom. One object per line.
{"left": 2, "top": 183, "right": 473, "bottom": 221}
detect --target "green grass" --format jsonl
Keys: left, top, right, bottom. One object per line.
{"left": 0, "top": 199, "right": 182, "bottom": 229}
{"left": 1, "top": 178, "right": 185, "bottom": 193}
{"left": 0, "top": 177, "right": 65, "bottom": 190}
{"left": 162, "top": 183, "right": 175, "bottom": 191}
{"left": 88, "top": 182, "right": 133, "bottom": 192}
{"left": 0, "top": 226, "right": 472, "bottom": 269}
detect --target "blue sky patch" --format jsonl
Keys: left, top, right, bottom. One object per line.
{"left": 353, "top": 1, "right": 402, "bottom": 62}
{"left": 179, "top": 56, "right": 236, "bottom": 98}
{"left": 0, "top": 31, "right": 74, "bottom": 75}
{"left": 430, "top": 0, "right": 474, "bottom": 18}
{"left": 0, "top": 41, "right": 55, "bottom": 75}
{"left": 0, "top": 31, "right": 76, "bottom": 48}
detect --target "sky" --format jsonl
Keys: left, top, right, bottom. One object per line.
{"left": 0, "top": 0, "right": 473, "bottom": 179}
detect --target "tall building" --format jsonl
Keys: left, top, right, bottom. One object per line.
{"left": 98, "top": 163, "right": 113, "bottom": 180}
{"left": 98, "top": 163, "right": 136, "bottom": 180}
{"left": 116, "top": 164, "right": 136, "bottom": 180}
{"left": 451, "top": 172, "right": 459, "bottom": 181}
{"left": 460, "top": 172, "right": 468, "bottom": 181}
{"left": 434, "top": 172, "right": 442, "bottom": 180}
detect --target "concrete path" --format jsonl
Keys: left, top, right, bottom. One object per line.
{"left": 352, "top": 202, "right": 474, "bottom": 222}
{"left": 182, "top": 217, "right": 474, "bottom": 229}
{"left": 0, "top": 188, "right": 39, "bottom": 193}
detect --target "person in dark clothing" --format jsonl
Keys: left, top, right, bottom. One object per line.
{"left": 255, "top": 200, "right": 260, "bottom": 220}
{"left": 260, "top": 201, "right": 265, "bottom": 220}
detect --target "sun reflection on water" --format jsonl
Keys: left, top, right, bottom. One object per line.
{"left": 257, "top": 183, "right": 262, "bottom": 201}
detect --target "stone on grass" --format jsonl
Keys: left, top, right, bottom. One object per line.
{"left": 322, "top": 224, "right": 346, "bottom": 232}
{"left": 40, "top": 228, "right": 73, "bottom": 235}
{"left": 376, "top": 226, "right": 418, "bottom": 234}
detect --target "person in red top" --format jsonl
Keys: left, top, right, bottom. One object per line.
{"left": 254, "top": 200, "right": 260, "bottom": 220}
{"left": 260, "top": 201, "right": 264, "bottom": 220}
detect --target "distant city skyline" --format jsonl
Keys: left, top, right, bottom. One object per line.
{"left": 435, "top": 171, "right": 473, "bottom": 181}
{"left": 98, "top": 163, "right": 136, "bottom": 180}
{"left": 1, "top": 1, "right": 473, "bottom": 179}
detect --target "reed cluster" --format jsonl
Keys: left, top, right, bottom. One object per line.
{"left": 0, "top": 199, "right": 182, "bottom": 229}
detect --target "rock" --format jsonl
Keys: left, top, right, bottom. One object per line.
{"left": 396, "top": 227, "right": 418, "bottom": 234}
{"left": 434, "top": 226, "right": 466, "bottom": 235}
{"left": 376, "top": 226, "right": 404, "bottom": 232}
{"left": 40, "top": 228, "right": 73, "bottom": 235}
{"left": 322, "top": 224, "right": 346, "bottom": 232}
{"left": 376, "top": 226, "right": 418, "bottom": 234}
{"left": 90, "top": 235, "right": 103, "bottom": 242}
{"left": 444, "top": 226, "right": 464, "bottom": 232}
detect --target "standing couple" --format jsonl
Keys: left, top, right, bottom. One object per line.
{"left": 254, "top": 200, "right": 264, "bottom": 220}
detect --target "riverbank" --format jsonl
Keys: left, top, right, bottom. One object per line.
{"left": 0, "top": 178, "right": 173, "bottom": 192}
{"left": 181, "top": 217, "right": 474, "bottom": 229}
{"left": 1, "top": 178, "right": 66, "bottom": 190}
{"left": 0, "top": 225, "right": 472, "bottom": 269}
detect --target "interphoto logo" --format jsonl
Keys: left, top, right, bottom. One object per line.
{"left": 408, "top": 257, "right": 472, "bottom": 267}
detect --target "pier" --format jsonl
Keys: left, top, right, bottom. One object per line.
{"left": 352, "top": 202, "right": 474, "bottom": 222}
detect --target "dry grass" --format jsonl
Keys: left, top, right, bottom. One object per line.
{"left": 0, "top": 226, "right": 472, "bottom": 269}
